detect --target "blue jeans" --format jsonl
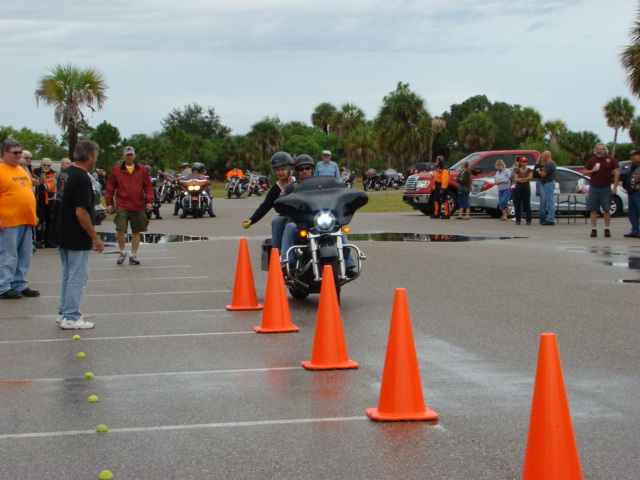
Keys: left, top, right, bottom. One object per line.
{"left": 628, "top": 191, "right": 640, "bottom": 235}
{"left": 271, "top": 216, "right": 287, "bottom": 250}
{"left": 280, "top": 223, "right": 355, "bottom": 268}
{"left": 0, "top": 224, "right": 34, "bottom": 294}
{"left": 539, "top": 182, "right": 556, "bottom": 223}
{"left": 59, "top": 248, "right": 90, "bottom": 320}
{"left": 498, "top": 189, "right": 511, "bottom": 210}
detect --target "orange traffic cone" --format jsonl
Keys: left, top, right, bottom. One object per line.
{"left": 522, "top": 333, "right": 583, "bottom": 480}
{"left": 226, "top": 238, "right": 263, "bottom": 311}
{"left": 366, "top": 288, "right": 438, "bottom": 421}
{"left": 253, "top": 248, "right": 299, "bottom": 333}
{"left": 302, "top": 265, "right": 358, "bottom": 370}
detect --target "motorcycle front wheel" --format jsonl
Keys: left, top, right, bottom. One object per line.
{"left": 321, "top": 257, "right": 341, "bottom": 304}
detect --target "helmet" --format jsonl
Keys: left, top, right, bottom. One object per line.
{"left": 436, "top": 155, "right": 446, "bottom": 168}
{"left": 270, "top": 152, "right": 293, "bottom": 169}
{"left": 294, "top": 154, "right": 315, "bottom": 171}
{"left": 192, "top": 162, "right": 204, "bottom": 172}
{"left": 179, "top": 162, "right": 190, "bottom": 169}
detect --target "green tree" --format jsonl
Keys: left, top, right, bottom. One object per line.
{"left": 35, "top": 63, "right": 108, "bottom": 158}
{"left": 458, "top": 112, "right": 498, "bottom": 151}
{"left": 373, "top": 82, "right": 431, "bottom": 171}
{"left": 511, "top": 106, "right": 542, "bottom": 141}
{"left": 123, "top": 133, "right": 162, "bottom": 169}
{"left": 282, "top": 135, "right": 322, "bottom": 160}
{"left": 311, "top": 102, "right": 337, "bottom": 135}
{"left": 221, "top": 135, "right": 260, "bottom": 172}
{"left": 89, "top": 121, "right": 121, "bottom": 171}
{"left": 603, "top": 96, "right": 636, "bottom": 157}
{"left": 161, "top": 103, "right": 231, "bottom": 139}
{"left": 343, "top": 124, "right": 377, "bottom": 172}
{"left": 332, "top": 103, "right": 366, "bottom": 140}
{"left": 249, "top": 117, "right": 284, "bottom": 163}
{"left": 0, "top": 126, "right": 67, "bottom": 160}
{"left": 629, "top": 116, "right": 640, "bottom": 145}
{"left": 541, "top": 120, "right": 568, "bottom": 150}
{"left": 558, "top": 131, "right": 600, "bottom": 165}
{"left": 620, "top": 6, "right": 640, "bottom": 99}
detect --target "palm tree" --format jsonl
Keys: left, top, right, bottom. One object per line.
{"left": 458, "top": 112, "right": 497, "bottom": 151}
{"left": 429, "top": 117, "right": 446, "bottom": 162}
{"left": 343, "top": 125, "right": 377, "bottom": 172}
{"left": 511, "top": 106, "right": 542, "bottom": 141}
{"left": 603, "top": 96, "right": 636, "bottom": 157}
{"left": 620, "top": 6, "right": 640, "bottom": 99}
{"left": 558, "top": 131, "right": 600, "bottom": 165}
{"left": 311, "top": 102, "right": 338, "bottom": 135}
{"left": 35, "top": 63, "right": 108, "bottom": 158}
{"left": 373, "top": 82, "right": 431, "bottom": 171}
{"left": 249, "top": 117, "right": 283, "bottom": 163}
{"left": 542, "top": 120, "right": 567, "bottom": 150}
{"left": 630, "top": 116, "right": 640, "bottom": 145}
{"left": 332, "top": 103, "right": 366, "bottom": 140}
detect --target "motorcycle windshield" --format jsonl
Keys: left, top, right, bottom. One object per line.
{"left": 274, "top": 177, "right": 368, "bottom": 227}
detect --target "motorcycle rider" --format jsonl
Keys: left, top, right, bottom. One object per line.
{"left": 33, "top": 158, "right": 57, "bottom": 248}
{"left": 173, "top": 162, "right": 191, "bottom": 216}
{"left": 144, "top": 165, "right": 162, "bottom": 220}
{"left": 180, "top": 162, "right": 215, "bottom": 218}
{"left": 431, "top": 155, "right": 451, "bottom": 219}
{"left": 242, "top": 152, "right": 295, "bottom": 250}
{"left": 280, "top": 155, "right": 357, "bottom": 277}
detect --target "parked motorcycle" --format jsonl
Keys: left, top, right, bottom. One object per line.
{"left": 245, "top": 172, "right": 263, "bottom": 197}
{"left": 340, "top": 168, "right": 355, "bottom": 188}
{"left": 178, "top": 176, "right": 211, "bottom": 218}
{"left": 157, "top": 171, "right": 177, "bottom": 203}
{"left": 262, "top": 177, "right": 368, "bottom": 301}
{"left": 379, "top": 168, "right": 403, "bottom": 190}
{"left": 226, "top": 175, "right": 247, "bottom": 198}
{"left": 363, "top": 168, "right": 381, "bottom": 191}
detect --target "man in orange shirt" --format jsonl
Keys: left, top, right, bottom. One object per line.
{"left": 0, "top": 140, "right": 39, "bottom": 299}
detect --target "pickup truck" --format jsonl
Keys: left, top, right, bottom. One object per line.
{"left": 402, "top": 150, "right": 541, "bottom": 215}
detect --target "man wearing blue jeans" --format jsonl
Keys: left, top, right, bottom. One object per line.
{"left": 54, "top": 140, "right": 104, "bottom": 329}
{"left": 537, "top": 151, "right": 557, "bottom": 225}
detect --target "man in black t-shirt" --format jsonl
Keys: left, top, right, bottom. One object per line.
{"left": 55, "top": 140, "right": 104, "bottom": 330}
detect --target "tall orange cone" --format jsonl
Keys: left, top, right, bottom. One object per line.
{"left": 522, "top": 333, "right": 583, "bottom": 480}
{"left": 253, "top": 248, "right": 299, "bottom": 333}
{"left": 366, "top": 288, "right": 438, "bottom": 421}
{"left": 302, "top": 265, "right": 358, "bottom": 370}
{"left": 226, "top": 238, "right": 263, "bottom": 311}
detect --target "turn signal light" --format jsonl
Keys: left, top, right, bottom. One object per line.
{"left": 343, "top": 226, "right": 350, "bottom": 233}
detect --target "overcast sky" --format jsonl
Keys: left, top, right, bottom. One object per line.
{"left": 2, "top": 0, "right": 637, "bottom": 147}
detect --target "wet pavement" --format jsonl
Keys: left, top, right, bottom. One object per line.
{"left": 1, "top": 199, "right": 639, "bottom": 479}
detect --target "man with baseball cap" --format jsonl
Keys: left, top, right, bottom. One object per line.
{"left": 314, "top": 150, "right": 341, "bottom": 180}
{"left": 104, "top": 146, "right": 154, "bottom": 265}
{"left": 622, "top": 149, "right": 640, "bottom": 238}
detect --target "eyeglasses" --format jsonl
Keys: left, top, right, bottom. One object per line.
{"left": 42, "top": 164, "right": 51, "bottom": 167}
{"left": 296, "top": 166, "right": 312, "bottom": 171}
{"left": 9, "top": 150, "right": 22, "bottom": 156}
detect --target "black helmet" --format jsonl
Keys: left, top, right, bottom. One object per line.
{"left": 270, "top": 152, "right": 293, "bottom": 169}
{"left": 192, "top": 162, "right": 204, "bottom": 172}
{"left": 179, "top": 162, "right": 190, "bottom": 169}
{"left": 294, "top": 154, "right": 315, "bottom": 171}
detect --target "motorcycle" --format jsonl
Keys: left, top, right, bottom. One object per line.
{"left": 245, "top": 172, "right": 263, "bottom": 197}
{"left": 363, "top": 168, "right": 381, "bottom": 191}
{"left": 379, "top": 168, "right": 403, "bottom": 190}
{"left": 156, "top": 171, "right": 177, "bottom": 203}
{"left": 258, "top": 174, "right": 270, "bottom": 193}
{"left": 178, "top": 176, "right": 211, "bottom": 218}
{"left": 226, "top": 175, "right": 247, "bottom": 198}
{"left": 340, "top": 168, "right": 355, "bottom": 188}
{"left": 262, "top": 177, "right": 368, "bottom": 302}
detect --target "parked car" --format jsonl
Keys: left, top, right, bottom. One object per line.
{"left": 403, "top": 150, "right": 540, "bottom": 215}
{"left": 618, "top": 160, "right": 631, "bottom": 185}
{"left": 469, "top": 167, "right": 628, "bottom": 218}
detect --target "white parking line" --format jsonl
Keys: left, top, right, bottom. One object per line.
{"left": 33, "top": 276, "right": 209, "bottom": 284}
{"left": 0, "top": 416, "right": 371, "bottom": 440}
{"left": 0, "top": 331, "right": 255, "bottom": 345}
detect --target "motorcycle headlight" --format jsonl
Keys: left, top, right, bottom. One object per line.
{"left": 189, "top": 185, "right": 200, "bottom": 191}
{"left": 314, "top": 212, "right": 335, "bottom": 232}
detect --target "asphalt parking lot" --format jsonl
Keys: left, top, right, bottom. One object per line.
{"left": 1, "top": 196, "right": 639, "bottom": 479}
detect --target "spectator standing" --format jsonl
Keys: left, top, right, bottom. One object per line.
{"left": 584, "top": 143, "right": 619, "bottom": 237}
{"left": 494, "top": 159, "right": 512, "bottom": 221}
{"left": 622, "top": 149, "right": 640, "bottom": 238}
{"left": 55, "top": 140, "right": 104, "bottom": 329}
{"left": 537, "top": 151, "right": 557, "bottom": 225}
{"left": 34, "top": 158, "right": 57, "bottom": 248}
{"left": 105, "top": 146, "right": 154, "bottom": 265}
{"left": 0, "top": 140, "right": 40, "bottom": 299}
{"left": 92, "top": 165, "right": 107, "bottom": 195}
{"left": 512, "top": 156, "right": 533, "bottom": 225}
{"left": 314, "top": 150, "right": 341, "bottom": 180}
{"left": 20, "top": 150, "right": 40, "bottom": 188}
{"left": 455, "top": 160, "right": 471, "bottom": 220}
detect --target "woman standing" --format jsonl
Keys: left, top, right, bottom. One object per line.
{"left": 512, "top": 156, "right": 533, "bottom": 225}
{"left": 494, "top": 159, "right": 512, "bottom": 221}
{"left": 455, "top": 160, "right": 471, "bottom": 220}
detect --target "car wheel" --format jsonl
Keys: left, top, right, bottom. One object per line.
{"left": 605, "top": 196, "right": 623, "bottom": 217}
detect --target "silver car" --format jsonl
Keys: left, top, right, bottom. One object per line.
{"left": 469, "top": 167, "right": 627, "bottom": 217}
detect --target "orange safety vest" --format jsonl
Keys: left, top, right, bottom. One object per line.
{"left": 433, "top": 169, "right": 450, "bottom": 188}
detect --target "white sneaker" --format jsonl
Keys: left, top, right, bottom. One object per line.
{"left": 60, "top": 318, "right": 94, "bottom": 329}
{"left": 56, "top": 313, "right": 64, "bottom": 325}
{"left": 117, "top": 251, "right": 128, "bottom": 265}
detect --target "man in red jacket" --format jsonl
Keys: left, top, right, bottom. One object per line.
{"left": 105, "top": 146, "right": 154, "bottom": 265}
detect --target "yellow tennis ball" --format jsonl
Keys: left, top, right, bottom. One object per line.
{"left": 98, "top": 470, "right": 113, "bottom": 479}
{"left": 242, "top": 221, "right": 250, "bottom": 229}
{"left": 96, "top": 424, "right": 108, "bottom": 433}
{"left": 87, "top": 395, "right": 99, "bottom": 403}
{"left": 84, "top": 372, "right": 95, "bottom": 380}
{"left": 72, "top": 334, "right": 81, "bottom": 340}
{"left": 76, "top": 352, "right": 86, "bottom": 358}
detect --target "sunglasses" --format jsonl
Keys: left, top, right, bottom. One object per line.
{"left": 9, "top": 150, "right": 23, "bottom": 156}
{"left": 296, "top": 166, "right": 312, "bottom": 171}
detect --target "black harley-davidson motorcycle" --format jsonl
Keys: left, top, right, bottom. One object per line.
{"left": 261, "top": 177, "right": 368, "bottom": 301}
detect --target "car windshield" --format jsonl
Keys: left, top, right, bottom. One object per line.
{"left": 450, "top": 154, "right": 481, "bottom": 171}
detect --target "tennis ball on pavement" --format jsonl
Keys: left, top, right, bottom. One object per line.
{"left": 76, "top": 352, "right": 86, "bottom": 358}
{"left": 87, "top": 395, "right": 99, "bottom": 403}
{"left": 96, "top": 424, "right": 108, "bottom": 433}
{"left": 84, "top": 372, "right": 95, "bottom": 380}
{"left": 242, "top": 221, "right": 250, "bottom": 229}
{"left": 98, "top": 470, "right": 114, "bottom": 479}
{"left": 72, "top": 334, "right": 81, "bottom": 340}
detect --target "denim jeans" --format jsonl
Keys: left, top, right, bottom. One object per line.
{"left": 271, "top": 216, "right": 287, "bottom": 250}
{"left": 59, "top": 248, "right": 90, "bottom": 320}
{"left": 280, "top": 223, "right": 355, "bottom": 268}
{"left": 628, "top": 191, "right": 640, "bottom": 235}
{"left": 539, "top": 182, "right": 556, "bottom": 223}
{"left": 0, "top": 224, "right": 34, "bottom": 294}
